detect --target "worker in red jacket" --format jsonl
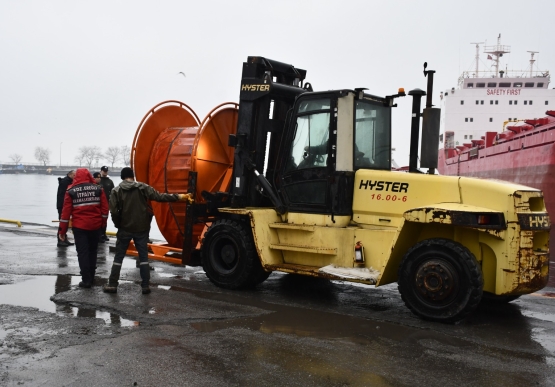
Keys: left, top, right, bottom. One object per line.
{"left": 59, "top": 168, "right": 109, "bottom": 288}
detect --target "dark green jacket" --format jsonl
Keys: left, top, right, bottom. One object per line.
{"left": 109, "top": 180, "right": 178, "bottom": 232}
{"left": 99, "top": 176, "right": 115, "bottom": 201}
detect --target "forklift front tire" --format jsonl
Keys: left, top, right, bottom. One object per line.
{"left": 201, "top": 219, "right": 263, "bottom": 289}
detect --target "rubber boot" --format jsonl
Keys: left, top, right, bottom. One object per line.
{"left": 57, "top": 235, "right": 69, "bottom": 247}
{"left": 139, "top": 263, "right": 151, "bottom": 294}
{"left": 103, "top": 264, "right": 122, "bottom": 293}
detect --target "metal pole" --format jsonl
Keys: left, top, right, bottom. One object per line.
{"left": 59, "top": 142, "right": 62, "bottom": 168}
{"left": 425, "top": 71, "right": 435, "bottom": 109}
{"left": 408, "top": 89, "right": 426, "bottom": 173}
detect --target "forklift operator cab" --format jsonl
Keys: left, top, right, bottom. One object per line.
{"left": 277, "top": 90, "right": 392, "bottom": 218}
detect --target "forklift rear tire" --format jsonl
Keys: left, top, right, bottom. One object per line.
{"left": 201, "top": 219, "right": 266, "bottom": 289}
{"left": 398, "top": 238, "right": 483, "bottom": 323}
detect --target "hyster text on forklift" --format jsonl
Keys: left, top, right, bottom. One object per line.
{"left": 131, "top": 57, "right": 550, "bottom": 323}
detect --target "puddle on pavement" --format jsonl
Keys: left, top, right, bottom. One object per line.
{"left": 520, "top": 309, "right": 555, "bottom": 324}
{"left": 0, "top": 275, "right": 138, "bottom": 327}
{"left": 172, "top": 282, "right": 428, "bottom": 345}
{"left": 157, "top": 273, "right": 178, "bottom": 278}
{"left": 189, "top": 303, "right": 434, "bottom": 346}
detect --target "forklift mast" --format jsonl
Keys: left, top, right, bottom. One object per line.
{"left": 229, "top": 57, "right": 309, "bottom": 209}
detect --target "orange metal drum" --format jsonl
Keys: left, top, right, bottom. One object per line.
{"left": 131, "top": 101, "right": 200, "bottom": 248}
{"left": 192, "top": 102, "right": 239, "bottom": 202}
{"left": 130, "top": 100, "right": 238, "bottom": 249}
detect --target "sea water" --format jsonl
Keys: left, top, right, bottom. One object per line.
{"left": 0, "top": 174, "right": 164, "bottom": 241}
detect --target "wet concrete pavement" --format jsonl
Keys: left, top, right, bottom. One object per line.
{"left": 0, "top": 223, "right": 555, "bottom": 386}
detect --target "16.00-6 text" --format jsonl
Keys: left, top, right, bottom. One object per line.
{"left": 370, "top": 194, "right": 407, "bottom": 202}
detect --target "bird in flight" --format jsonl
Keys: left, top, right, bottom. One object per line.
{"left": 178, "top": 72, "right": 186, "bottom": 78}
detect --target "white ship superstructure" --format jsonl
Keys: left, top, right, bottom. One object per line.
{"left": 440, "top": 35, "right": 554, "bottom": 148}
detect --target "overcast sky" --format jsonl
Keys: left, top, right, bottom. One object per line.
{"left": 1, "top": 0, "right": 553, "bottom": 168}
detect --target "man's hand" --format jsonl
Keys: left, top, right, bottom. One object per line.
{"left": 58, "top": 233, "right": 66, "bottom": 241}
{"left": 177, "top": 193, "right": 194, "bottom": 204}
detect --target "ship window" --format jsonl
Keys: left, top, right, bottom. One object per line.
{"left": 495, "top": 100, "right": 498, "bottom": 105}
{"left": 514, "top": 100, "right": 518, "bottom": 105}
{"left": 475, "top": 100, "right": 479, "bottom": 105}
{"left": 513, "top": 82, "right": 523, "bottom": 87}
{"left": 509, "top": 101, "right": 513, "bottom": 105}
{"left": 524, "top": 101, "right": 527, "bottom": 105}
{"left": 546, "top": 101, "right": 549, "bottom": 105}
{"left": 487, "top": 82, "right": 497, "bottom": 87}
{"left": 469, "top": 135, "right": 473, "bottom": 139}
{"left": 470, "top": 118, "right": 473, "bottom": 122}
{"left": 525, "top": 82, "right": 534, "bottom": 87}
{"left": 465, "top": 118, "right": 468, "bottom": 122}
{"left": 489, "top": 118, "right": 493, "bottom": 122}
{"left": 476, "top": 83, "right": 485, "bottom": 88}
{"left": 499, "top": 82, "right": 511, "bottom": 87}
{"left": 460, "top": 100, "right": 464, "bottom": 105}
{"left": 464, "top": 135, "right": 468, "bottom": 139}
{"left": 480, "top": 100, "right": 484, "bottom": 105}
{"left": 530, "top": 100, "right": 533, "bottom": 105}
{"left": 467, "top": 83, "right": 474, "bottom": 88}
{"left": 537, "top": 83, "right": 544, "bottom": 87}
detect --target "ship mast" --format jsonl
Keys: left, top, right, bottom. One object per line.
{"left": 527, "top": 51, "right": 538, "bottom": 77}
{"left": 470, "top": 42, "right": 484, "bottom": 77}
{"left": 484, "top": 34, "right": 511, "bottom": 77}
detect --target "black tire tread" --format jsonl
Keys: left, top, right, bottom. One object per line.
{"left": 397, "top": 238, "right": 483, "bottom": 323}
{"left": 201, "top": 219, "right": 267, "bottom": 289}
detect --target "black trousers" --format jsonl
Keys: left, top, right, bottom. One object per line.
{"left": 73, "top": 227, "right": 101, "bottom": 284}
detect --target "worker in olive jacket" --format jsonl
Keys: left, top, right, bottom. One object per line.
{"left": 103, "top": 167, "right": 192, "bottom": 294}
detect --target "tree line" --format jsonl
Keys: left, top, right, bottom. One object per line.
{"left": 8, "top": 145, "right": 131, "bottom": 168}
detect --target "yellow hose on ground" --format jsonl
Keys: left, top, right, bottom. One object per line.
{"left": 0, "top": 218, "right": 22, "bottom": 227}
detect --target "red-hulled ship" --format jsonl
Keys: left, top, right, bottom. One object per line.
{"left": 437, "top": 35, "right": 555, "bottom": 286}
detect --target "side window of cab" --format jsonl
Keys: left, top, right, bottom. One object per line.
{"left": 282, "top": 98, "right": 332, "bottom": 206}
{"left": 285, "top": 98, "right": 331, "bottom": 172}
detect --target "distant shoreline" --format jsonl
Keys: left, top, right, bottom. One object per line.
{"left": 0, "top": 164, "right": 125, "bottom": 175}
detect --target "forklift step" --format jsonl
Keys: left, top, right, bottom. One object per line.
{"left": 269, "top": 243, "right": 337, "bottom": 255}
{"left": 268, "top": 223, "right": 315, "bottom": 232}
{"left": 264, "top": 263, "right": 378, "bottom": 285}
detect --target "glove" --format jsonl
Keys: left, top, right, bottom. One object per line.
{"left": 177, "top": 193, "right": 194, "bottom": 203}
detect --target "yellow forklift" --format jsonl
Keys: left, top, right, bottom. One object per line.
{"left": 161, "top": 57, "right": 550, "bottom": 323}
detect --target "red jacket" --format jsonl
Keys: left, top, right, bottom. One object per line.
{"left": 60, "top": 168, "right": 109, "bottom": 234}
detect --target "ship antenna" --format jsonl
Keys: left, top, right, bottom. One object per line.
{"left": 484, "top": 33, "right": 511, "bottom": 77}
{"left": 527, "top": 51, "right": 539, "bottom": 77}
{"left": 470, "top": 42, "right": 484, "bottom": 77}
